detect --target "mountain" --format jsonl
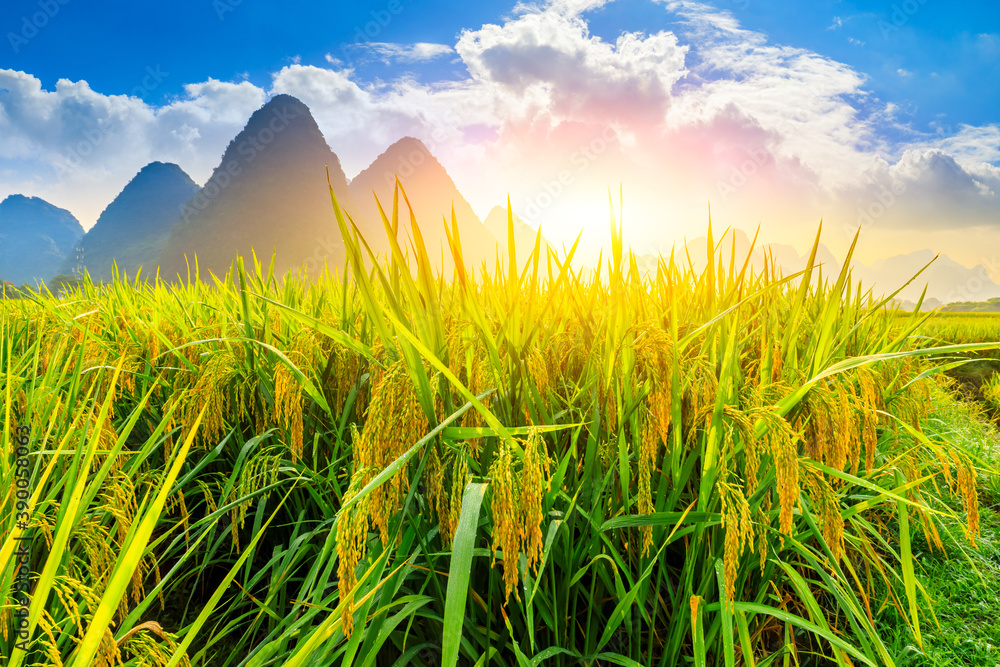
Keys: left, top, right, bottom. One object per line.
{"left": 633, "top": 228, "right": 840, "bottom": 279}
{"left": 0, "top": 195, "right": 84, "bottom": 285}
{"left": 61, "top": 162, "right": 198, "bottom": 281}
{"left": 157, "top": 94, "right": 362, "bottom": 280}
{"left": 628, "top": 227, "right": 998, "bottom": 305}
{"left": 349, "top": 137, "right": 499, "bottom": 274}
{"left": 896, "top": 297, "right": 943, "bottom": 312}
{"left": 853, "top": 251, "right": 1000, "bottom": 304}
{"left": 483, "top": 206, "right": 554, "bottom": 271}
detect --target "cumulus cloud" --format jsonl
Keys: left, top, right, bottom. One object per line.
{"left": 845, "top": 149, "right": 998, "bottom": 233}
{"left": 269, "top": 64, "right": 439, "bottom": 176}
{"left": 456, "top": 5, "right": 687, "bottom": 129}
{"left": 919, "top": 124, "right": 1000, "bottom": 167}
{"left": 662, "top": 0, "right": 880, "bottom": 190}
{"left": 0, "top": 69, "right": 265, "bottom": 226}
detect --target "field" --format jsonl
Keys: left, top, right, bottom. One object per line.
{"left": 2, "top": 190, "right": 999, "bottom": 666}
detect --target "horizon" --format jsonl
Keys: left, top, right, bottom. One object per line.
{"left": 1, "top": 0, "right": 998, "bottom": 294}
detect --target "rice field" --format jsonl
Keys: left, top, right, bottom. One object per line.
{"left": 905, "top": 313, "right": 1000, "bottom": 428}
{"left": 906, "top": 312, "right": 1000, "bottom": 347}
{"left": 1, "top": 187, "right": 998, "bottom": 666}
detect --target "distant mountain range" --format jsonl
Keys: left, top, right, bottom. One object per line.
{"left": 0, "top": 195, "right": 83, "bottom": 285}
{"left": 633, "top": 228, "right": 840, "bottom": 283}
{"left": 853, "top": 251, "right": 1000, "bottom": 307}
{"left": 349, "top": 137, "right": 499, "bottom": 273}
{"left": 157, "top": 94, "right": 362, "bottom": 280}
{"left": 0, "top": 94, "right": 995, "bottom": 305}
{"left": 633, "top": 228, "right": 1000, "bottom": 306}
{"left": 61, "top": 162, "right": 199, "bottom": 281}
{"left": 483, "top": 206, "right": 554, "bottom": 272}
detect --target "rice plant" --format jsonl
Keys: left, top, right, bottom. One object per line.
{"left": 1, "top": 181, "right": 996, "bottom": 666}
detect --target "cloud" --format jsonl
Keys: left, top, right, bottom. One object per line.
{"left": 974, "top": 32, "right": 1000, "bottom": 57}
{"left": 0, "top": 69, "right": 265, "bottom": 227}
{"left": 268, "top": 64, "right": 486, "bottom": 177}
{"left": 661, "top": 1, "right": 879, "bottom": 191}
{"left": 841, "top": 148, "right": 998, "bottom": 243}
{"left": 920, "top": 124, "right": 1000, "bottom": 167}
{"left": 349, "top": 42, "right": 455, "bottom": 64}
{"left": 456, "top": 5, "right": 687, "bottom": 129}
{"left": 1, "top": 0, "right": 999, "bottom": 263}
{"left": 277, "top": 0, "right": 692, "bottom": 240}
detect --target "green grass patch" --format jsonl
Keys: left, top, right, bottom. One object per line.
{"left": 875, "top": 387, "right": 1000, "bottom": 666}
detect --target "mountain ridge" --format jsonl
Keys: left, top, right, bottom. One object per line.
{"left": 0, "top": 195, "right": 84, "bottom": 285}
{"left": 62, "top": 161, "right": 199, "bottom": 281}
{"left": 349, "top": 136, "right": 500, "bottom": 273}
{"left": 157, "top": 94, "right": 363, "bottom": 280}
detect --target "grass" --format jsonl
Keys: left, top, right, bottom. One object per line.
{"left": 0, "top": 181, "right": 998, "bottom": 666}
{"left": 869, "top": 387, "right": 1000, "bottom": 666}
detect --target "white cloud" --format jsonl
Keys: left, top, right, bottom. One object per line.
{"left": 269, "top": 64, "right": 437, "bottom": 176}
{"left": 975, "top": 32, "right": 1000, "bottom": 57}
{"left": 352, "top": 42, "right": 455, "bottom": 64}
{"left": 456, "top": 5, "right": 687, "bottom": 128}
{"left": 0, "top": 69, "right": 264, "bottom": 227}
{"left": 1, "top": 0, "right": 999, "bottom": 262}
{"left": 921, "top": 124, "right": 1000, "bottom": 167}
{"left": 660, "top": 1, "right": 878, "bottom": 191}
{"left": 842, "top": 147, "right": 999, "bottom": 237}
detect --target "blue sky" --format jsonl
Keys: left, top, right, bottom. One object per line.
{"left": 727, "top": 1, "right": 1000, "bottom": 134}
{"left": 1, "top": 0, "right": 515, "bottom": 100}
{"left": 1, "top": 0, "right": 999, "bottom": 271}
{"left": 4, "top": 0, "right": 996, "bottom": 133}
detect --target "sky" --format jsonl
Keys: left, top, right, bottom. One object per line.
{"left": 1, "top": 0, "right": 998, "bottom": 269}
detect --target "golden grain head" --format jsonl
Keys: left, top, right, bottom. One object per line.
{"left": 718, "top": 479, "right": 754, "bottom": 609}
{"left": 489, "top": 439, "right": 522, "bottom": 602}
{"left": 520, "top": 429, "right": 551, "bottom": 573}
{"left": 336, "top": 485, "right": 371, "bottom": 638}
{"left": 765, "top": 413, "right": 800, "bottom": 538}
